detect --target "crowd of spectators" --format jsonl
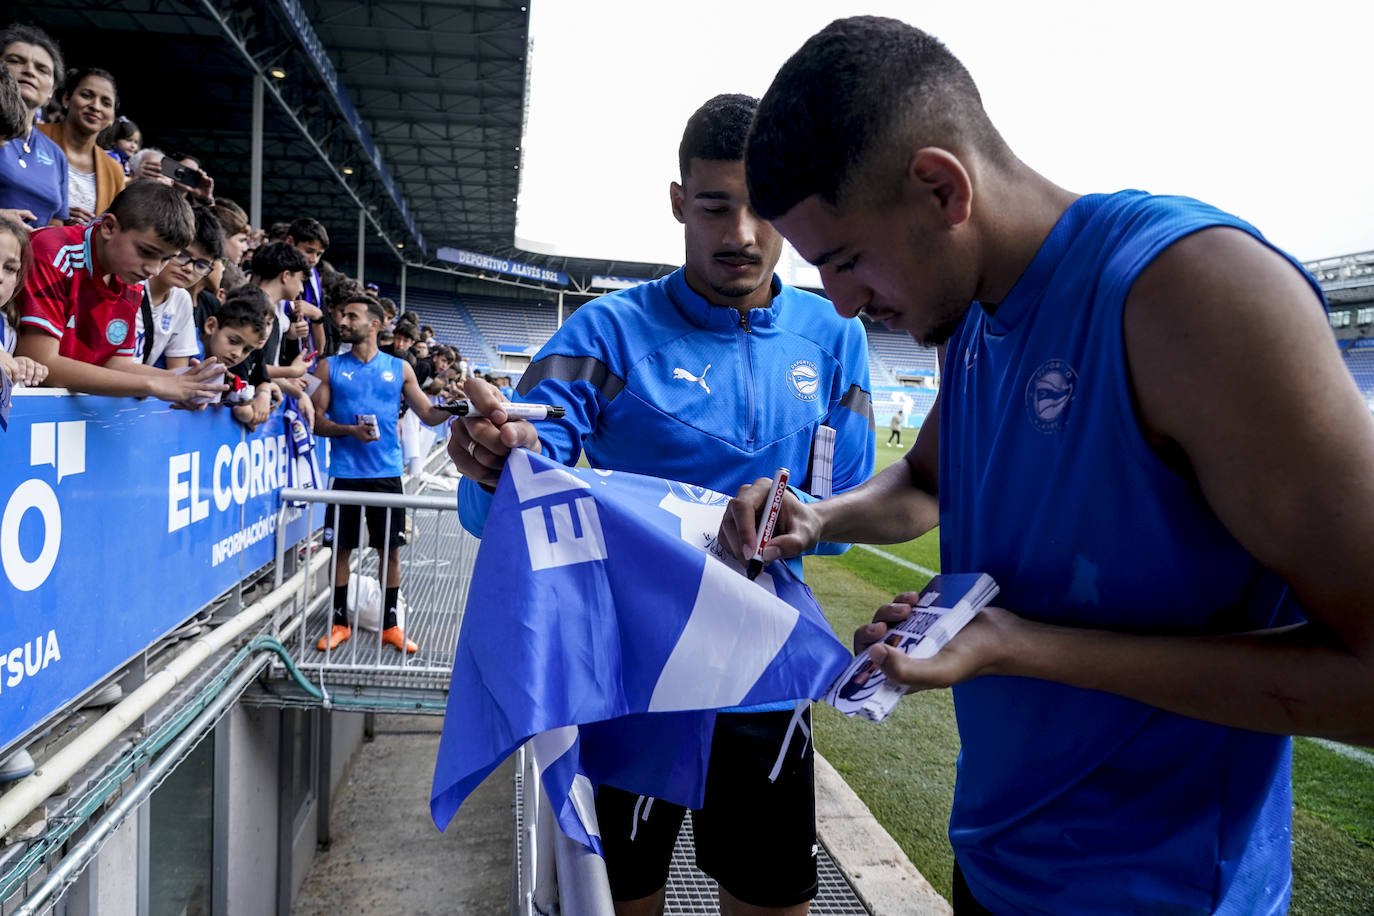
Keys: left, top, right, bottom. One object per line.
{"left": 0, "top": 21, "right": 475, "bottom": 439}
{"left": 0, "top": 16, "right": 494, "bottom": 791}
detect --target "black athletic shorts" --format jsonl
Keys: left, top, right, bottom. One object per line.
{"left": 323, "top": 477, "right": 407, "bottom": 552}
{"left": 596, "top": 707, "right": 817, "bottom": 907}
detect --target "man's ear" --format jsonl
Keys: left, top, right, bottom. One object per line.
{"left": 906, "top": 148, "right": 973, "bottom": 228}
{"left": 670, "top": 181, "right": 686, "bottom": 224}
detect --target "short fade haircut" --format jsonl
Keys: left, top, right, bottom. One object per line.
{"left": 250, "top": 240, "right": 308, "bottom": 281}
{"left": 0, "top": 24, "right": 65, "bottom": 101}
{"left": 189, "top": 204, "right": 225, "bottom": 260}
{"left": 747, "top": 16, "right": 1008, "bottom": 221}
{"left": 0, "top": 67, "right": 26, "bottom": 142}
{"left": 341, "top": 293, "right": 385, "bottom": 325}
{"left": 106, "top": 181, "right": 194, "bottom": 249}
{"left": 287, "top": 217, "right": 329, "bottom": 249}
{"left": 678, "top": 93, "right": 757, "bottom": 181}
{"left": 213, "top": 290, "right": 270, "bottom": 338}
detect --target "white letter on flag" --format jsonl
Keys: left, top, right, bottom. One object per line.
{"left": 521, "top": 498, "right": 608, "bottom": 570}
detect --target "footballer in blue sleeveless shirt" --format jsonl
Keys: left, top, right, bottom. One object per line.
{"left": 742, "top": 16, "right": 1374, "bottom": 916}
{"left": 940, "top": 190, "right": 1317, "bottom": 915}
{"left": 326, "top": 349, "right": 406, "bottom": 479}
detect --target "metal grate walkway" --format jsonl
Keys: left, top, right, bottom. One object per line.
{"left": 666, "top": 818, "right": 869, "bottom": 915}
{"left": 289, "top": 507, "right": 478, "bottom": 686}
{"left": 262, "top": 466, "right": 478, "bottom": 710}
{"left": 513, "top": 759, "right": 871, "bottom": 915}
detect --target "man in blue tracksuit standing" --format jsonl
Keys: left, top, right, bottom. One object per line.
{"left": 453, "top": 94, "right": 875, "bottom": 915}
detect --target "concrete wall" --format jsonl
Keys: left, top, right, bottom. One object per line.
{"left": 222, "top": 705, "right": 281, "bottom": 916}
{"left": 62, "top": 815, "right": 138, "bottom": 916}
{"left": 330, "top": 711, "right": 367, "bottom": 791}
{"left": 49, "top": 697, "right": 369, "bottom": 915}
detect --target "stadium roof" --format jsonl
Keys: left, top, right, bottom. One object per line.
{"left": 20, "top": 0, "right": 673, "bottom": 290}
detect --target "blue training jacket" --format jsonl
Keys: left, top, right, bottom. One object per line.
{"left": 942, "top": 190, "right": 1321, "bottom": 915}
{"left": 459, "top": 268, "right": 875, "bottom": 560}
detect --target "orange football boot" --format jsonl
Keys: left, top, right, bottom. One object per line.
{"left": 317, "top": 624, "right": 351, "bottom": 651}
{"left": 380, "top": 626, "right": 418, "bottom": 653}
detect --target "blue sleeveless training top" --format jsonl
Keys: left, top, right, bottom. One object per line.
{"left": 941, "top": 190, "right": 1322, "bottom": 915}
{"left": 326, "top": 350, "right": 405, "bottom": 479}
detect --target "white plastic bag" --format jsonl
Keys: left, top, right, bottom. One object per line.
{"left": 347, "top": 576, "right": 406, "bottom": 632}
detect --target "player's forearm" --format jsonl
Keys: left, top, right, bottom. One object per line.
{"left": 415, "top": 404, "right": 454, "bottom": 428}
{"left": 994, "top": 616, "right": 1374, "bottom": 743}
{"left": 312, "top": 413, "right": 355, "bottom": 438}
{"left": 815, "top": 456, "right": 938, "bottom": 545}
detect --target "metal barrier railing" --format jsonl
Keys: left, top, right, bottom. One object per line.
{"left": 276, "top": 463, "right": 616, "bottom": 914}
{"left": 516, "top": 743, "right": 615, "bottom": 916}
{"left": 271, "top": 483, "right": 477, "bottom": 691}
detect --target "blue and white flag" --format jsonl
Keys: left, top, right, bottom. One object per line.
{"left": 430, "top": 449, "right": 850, "bottom": 850}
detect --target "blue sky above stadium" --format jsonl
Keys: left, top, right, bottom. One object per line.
{"left": 516, "top": 0, "right": 1374, "bottom": 269}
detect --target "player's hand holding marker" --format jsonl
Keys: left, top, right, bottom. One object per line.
{"left": 720, "top": 463, "right": 1016, "bottom": 694}
{"left": 718, "top": 473, "right": 825, "bottom": 569}
{"left": 446, "top": 376, "right": 543, "bottom": 488}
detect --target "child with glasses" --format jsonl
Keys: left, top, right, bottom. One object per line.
{"left": 133, "top": 203, "right": 222, "bottom": 368}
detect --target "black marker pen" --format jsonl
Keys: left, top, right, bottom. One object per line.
{"left": 436, "top": 400, "right": 566, "bottom": 420}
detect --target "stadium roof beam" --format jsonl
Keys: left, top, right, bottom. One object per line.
{"left": 22, "top": 0, "right": 679, "bottom": 289}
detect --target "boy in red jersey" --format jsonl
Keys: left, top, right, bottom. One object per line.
{"left": 15, "top": 181, "right": 226, "bottom": 404}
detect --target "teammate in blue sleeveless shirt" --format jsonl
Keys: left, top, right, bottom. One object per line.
{"left": 310, "top": 294, "right": 454, "bottom": 655}
{"left": 722, "top": 17, "right": 1374, "bottom": 916}
{"left": 451, "top": 95, "right": 875, "bottom": 916}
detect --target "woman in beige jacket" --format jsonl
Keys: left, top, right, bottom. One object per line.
{"left": 38, "top": 67, "right": 124, "bottom": 223}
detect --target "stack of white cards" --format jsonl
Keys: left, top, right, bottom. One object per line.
{"left": 808, "top": 425, "right": 836, "bottom": 498}
{"left": 824, "top": 573, "right": 999, "bottom": 722}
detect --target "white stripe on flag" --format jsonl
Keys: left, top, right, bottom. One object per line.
{"left": 648, "top": 558, "right": 798, "bottom": 711}
{"left": 528, "top": 726, "right": 601, "bottom": 842}
{"left": 568, "top": 774, "right": 599, "bottom": 839}
{"left": 529, "top": 724, "right": 578, "bottom": 762}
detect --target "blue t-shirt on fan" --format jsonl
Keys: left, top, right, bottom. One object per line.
{"left": 326, "top": 350, "right": 405, "bottom": 479}
{"left": 0, "top": 128, "right": 68, "bottom": 227}
{"left": 941, "top": 190, "right": 1322, "bottom": 916}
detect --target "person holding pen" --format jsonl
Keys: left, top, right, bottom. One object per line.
{"left": 721, "top": 17, "right": 1374, "bottom": 915}
{"left": 309, "top": 293, "right": 455, "bottom": 654}
{"left": 449, "top": 94, "right": 875, "bottom": 916}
